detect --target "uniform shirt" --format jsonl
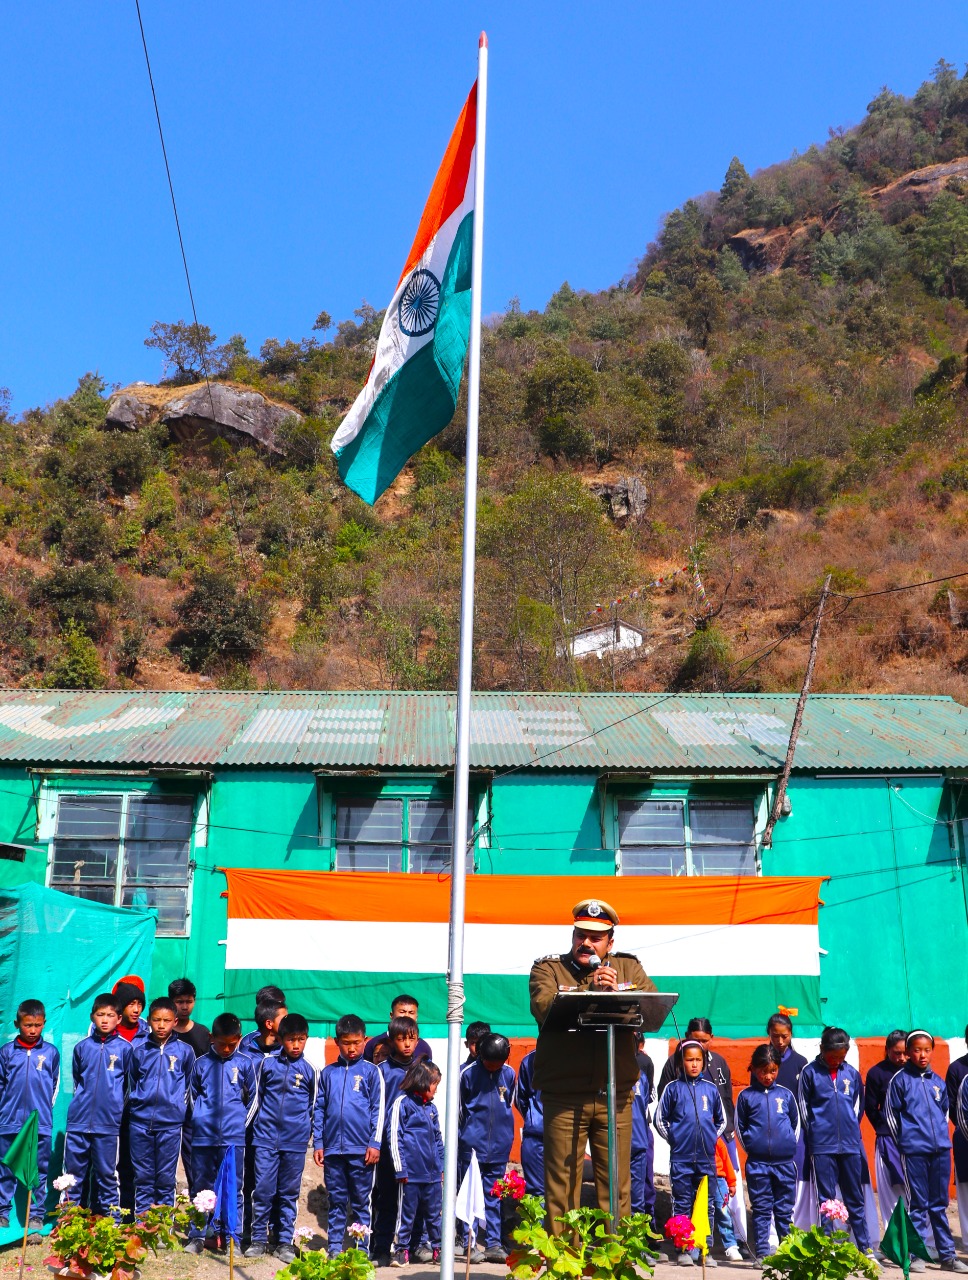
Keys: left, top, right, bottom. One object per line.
{"left": 864, "top": 1058, "right": 904, "bottom": 1137}
{"left": 389, "top": 1092, "right": 444, "bottom": 1182}
{"left": 776, "top": 1045, "right": 808, "bottom": 1095}
{"left": 363, "top": 1032, "right": 432, "bottom": 1064}
{"left": 654, "top": 1076, "right": 726, "bottom": 1166}
{"left": 885, "top": 1061, "right": 952, "bottom": 1156}
{"left": 735, "top": 1079, "right": 800, "bottom": 1162}
{"left": 631, "top": 1051, "right": 655, "bottom": 1156}
{"left": 66, "top": 1031, "right": 131, "bottom": 1136}
{"left": 174, "top": 1023, "right": 211, "bottom": 1059}
{"left": 251, "top": 1050, "right": 319, "bottom": 1153}
{"left": 0, "top": 1038, "right": 60, "bottom": 1136}
{"left": 189, "top": 1048, "right": 257, "bottom": 1146}
{"left": 457, "top": 1059, "right": 515, "bottom": 1163}
{"left": 127, "top": 1034, "right": 195, "bottom": 1130}
{"left": 658, "top": 1049, "right": 735, "bottom": 1141}
{"left": 313, "top": 1055, "right": 385, "bottom": 1155}
{"left": 529, "top": 949, "right": 654, "bottom": 1095}
{"left": 514, "top": 1050, "right": 543, "bottom": 1140}
{"left": 797, "top": 1057, "right": 864, "bottom": 1155}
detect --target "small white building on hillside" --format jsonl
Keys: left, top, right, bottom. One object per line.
{"left": 559, "top": 618, "right": 648, "bottom": 661}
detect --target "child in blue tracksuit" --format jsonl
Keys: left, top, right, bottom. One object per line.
{"left": 797, "top": 1026, "right": 871, "bottom": 1255}
{"left": 186, "top": 1013, "right": 257, "bottom": 1253}
{"left": 372, "top": 1018, "right": 420, "bottom": 1264}
{"left": 389, "top": 1060, "right": 444, "bottom": 1266}
{"left": 736, "top": 1044, "right": 800, "bottom": 1262}
{"left": 63, "top": 994, "right": 130, "bottom": 1216}
{"left": 127, "top": 997, "right": 195, "bottom": 1216}
{"left": 886, "top": 1032, "right": 968, "bottom": 1273}
{"left": 246, "top": 1013, "right": 318, "bottom": 1265}
{"left": 313, "top": 1014, "right": 385, "bottom": 1257}
{"left": 0, "top": 999, "right": 60, "bottom": 1230}
{"left": 654, "top": 1039, "right": 726, "bottom": 1264}
{"left": 457, "top": 1033, "right": 515, "bottom": 1263}
{"left": 513, "top": 1049, "right": 544, "bottom": 1196}
{"left": 630, "top": 1035, "right": 655, "bottom": 1220}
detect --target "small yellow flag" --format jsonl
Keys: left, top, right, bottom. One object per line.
{"left": 691, "top": 1176, "right": 710, "bottom": 1256}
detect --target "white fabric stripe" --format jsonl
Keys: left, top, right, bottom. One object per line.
{"left": 225, "top": 918, "right": 820, "bottom": 977}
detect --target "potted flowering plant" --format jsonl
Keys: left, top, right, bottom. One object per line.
{"left": 45, "top": 1186, "right": 205, "bottom": 1280}
{"left": 507, "top": 1194, "right": 660, "bottom": 1280}
{"left": 274, "top": 1226, "right": 373, "bottom": 1280}
{"left": 762, "top": 1200, "right": 880, "bottom": 1280}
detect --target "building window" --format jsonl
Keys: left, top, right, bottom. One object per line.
{"left": 49, "top": 793, "right": 194, "bottom": 935}
{"left": 616, "top": 797, "right": 757, "bottom": 876}
{"left": 334, "top": 794, "right": 475, "bottom": 873}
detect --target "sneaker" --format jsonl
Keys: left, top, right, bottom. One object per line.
{"left": 908, "top": 1262, "right": 925, "bottom": 1274}
{"left": 184, "top": 1240, "right": 205, "bottom": 1255}
{"left": 275, "top": 1245, "right": 296, "bottom": 1264}
{"left": 725, "top": 1247, "right": 743, "bottom": 1263}
{"left": 940, "top": 1263, "right": 968, "bottom": 1274}
{"left": 391, "top": 1250, "right": 409, "bottom": 1267}
{"left": 484, "top": 1247, "right": 507, "bottom": 1264}
{"left": 678, "top": 1255, "right": 696, "bottom": 1267}
{"left": 705, "top": 1258, "right": 718, "bottom": 1268}
{"left": 413, "top": 1246, "right": 434, "bottom": 1263}
{"left": 372, "top": 1255, "right": 392, "bottom": 1268}
{"left": 0, "top": 1215, "right": 9, "bottom": 1229}
{"left": 243, "top": 1242, "right": 267, "bottom": 1258}
{"left": 468, "top": 1249, "right": 485, "bottom": 1264}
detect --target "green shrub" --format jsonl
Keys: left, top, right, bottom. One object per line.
{"left": 171, "top": 569, "right": 271, "bottom": 671}
{"left": 29, "top": 563, "right": 122, "bottom": 637}
{"left": 43, "top": 620, "right": 105, "bottom": 689}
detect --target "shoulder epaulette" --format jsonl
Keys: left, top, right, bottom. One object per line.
{"left": 613, "top": 951, "right": 639, "bottom": 959}
{"left": 533, "top": 954, "right": 560, "bottom": 964}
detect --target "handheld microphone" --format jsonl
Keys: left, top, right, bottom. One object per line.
{"left": 587, "top": 954, "right": 602, "bottom": 969}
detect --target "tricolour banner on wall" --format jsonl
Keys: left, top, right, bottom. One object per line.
{"left": 221, "top": 870, "right": 824, "bottom": 1035}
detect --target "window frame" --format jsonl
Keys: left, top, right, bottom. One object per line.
{"left": 42, "top": 782, "right": 198, "bottom": 937}
{"left": 609, "top": 783, "right": 764, "bottom": 878}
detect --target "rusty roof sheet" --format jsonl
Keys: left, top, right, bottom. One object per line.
{"left": 0, "top": 690, "right": 964, "bottom": 772}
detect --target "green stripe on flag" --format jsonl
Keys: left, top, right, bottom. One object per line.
{"left": 335, "top": 211, "right": 474, "bottom": 503}
{"left": 224, "top": 969, "right": 821, "bottom": 1038}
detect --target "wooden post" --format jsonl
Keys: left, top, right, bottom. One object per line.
{"left": 761, "top": 574, "right": 832, "bottom": 849}
{"left": 17, "top": 1188, "right": 32, "bottom": 1280}
{"left": 463, "top": 1233, "right": 472, "bottom": 1280}
{"left": 228, "top": 1233, "right": 234, "bottom": 1280}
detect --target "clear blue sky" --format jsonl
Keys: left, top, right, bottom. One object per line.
{"left": 3, "top": 3, "right": 968, "bottom": 414}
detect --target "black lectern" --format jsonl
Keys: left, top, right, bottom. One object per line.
{"left": 541, "top": 990, "right": 679, "bottom": 1230}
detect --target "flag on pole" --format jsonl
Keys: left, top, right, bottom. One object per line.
{"left": 0, "top": 1111, "right": 39, "bottom": 1190}
{"left": 455, "top": 1150, "right": 487, "bottom": 1232}
{"left": 880, "top": 1197, "right": 931, "bottom": 1277}
{"left": 330, "top": 84, "right": 478, "bottom": 504}
{"left": 212, "top": 1145, "right": 239, "bottom": 1244}
{"left": 690, "top": 1175, "right": 710, "bottom": 1256}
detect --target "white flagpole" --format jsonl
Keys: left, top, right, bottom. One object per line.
{"left": 440, "top": 31, "right": 488, "bottom": 1280}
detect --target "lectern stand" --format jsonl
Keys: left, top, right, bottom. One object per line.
{"left": 541, "top": 990, "right": 679, "bottom": 1231}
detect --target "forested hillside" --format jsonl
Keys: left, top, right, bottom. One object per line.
{"left": 3, "top": 60, "right": 968, "bottom": 697}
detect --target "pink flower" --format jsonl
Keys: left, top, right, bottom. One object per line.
{"left": 193, "top": 1189, "right": 217, "bottom": 1213}
{"left": 819, "top": 1199, "right": 850, "bottom": 1224}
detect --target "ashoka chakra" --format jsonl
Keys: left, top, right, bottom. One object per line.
{"left": 398, "top": 268, "right": 441, "bottom": 337}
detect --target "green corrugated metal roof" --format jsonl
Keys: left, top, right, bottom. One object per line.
{"left": 0, "top": 690, "right": 965, "bottom": 773}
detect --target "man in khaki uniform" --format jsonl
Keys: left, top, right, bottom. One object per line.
{"left": 529, "top": 899, "right": 654, "bottom": 1229}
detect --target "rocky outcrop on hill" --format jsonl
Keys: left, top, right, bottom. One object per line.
{"left": 870, "top": 156, "right": 968, "bottom": 208}
{"left": 105, "top": 381, "right": 302, "bottom": 454}
{"left": 727, "top": 221, "right": 816, "bottom": 273}
{"left": 590, "top": 476, "right": 649, "bottom": 522}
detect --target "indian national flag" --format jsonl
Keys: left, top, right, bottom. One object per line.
{"left": 330, "top": 83, "right": 478, "bottom": 503}
{"left": 222, "top": 870, "right": 824, "bottom": 1036}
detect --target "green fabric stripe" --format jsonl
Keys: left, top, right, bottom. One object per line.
{"left": 335, "top": 211, "right": 474, "bottom": 503}
{"left": 223, "top": 969, "right": 821, "bottom": 1039}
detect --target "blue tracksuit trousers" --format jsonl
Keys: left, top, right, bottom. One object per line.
{"left": 670, "top": 1158, "right": 715, "bottom": 1254}
{"left": 325, "top": 1155, "right": 376, "bottom": 1254}
{"left": 746, "top": 1160, "right": 797, "bottom": 1259}
{"left": 630, "top": 1125, "right": 654, "bottom": 1218}
{"left": 457, "top": 1157, "right": 504, "bottom": 1250}
{"left": 252, "top": 1149, "right": 303, "bottom": 1247}
{"left": 0, "top": 1131, "right": 51, "bottom": 1218}
{"left": 813, "top": 1153, "right": 870, "bottom": 1253}
{"left": 129, "top": 1124, "right": 183, "bottom": 1216}
{"left": 904, "top": 1153, "right": 956, "bottom": 1262}
{"left": 395, "top": 1179, "right": 441, "bottom": 1254}
{"left": 62, "top": 1132, "right": 119, "bottom": 1216}
{"left": 372, "top": 1146, "right": 399, "bottom": 1255}
{"left": 188, "top": 1144, "right": 245, "bottom": 1240}
{"left": 520, "top": 1137, "right": 545, "bottom": 1197}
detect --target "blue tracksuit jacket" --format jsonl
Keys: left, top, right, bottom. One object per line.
{"left": 0, "top": 1038, "right": 60, "bottom": 1136}
{"left": 127, "top": 1034, "right": 195, "bottom": 1129}
{"left": 251, "top": 1050, "right": 318, "bottom": 1152}
{"left": 736, "top": 1081, "right": 800, "bottom": 1161}
{"left": 189, "top": 1048, "right": 257, "bottom": 1146}
{"left": 313, "top": 1056, "right": 385, "bottom": 1154}
{"left": 457, "top": 1060, "right": 514, "bottom": 1163}
{"left": 389, "top": 1092, "right": 444, "bottom": 1181}
{"left": 654, "top": 1077, "right": 726, "bottom": 1167}
{"left": 378, "top": 1055, "right": 411, "bottom": 1122}
{"left": 885, "top": 1062, "right": 951, "bottom": 1155}
{"left": 776, "top": 1046, "right": 808, "bottom": 1095}
{"left": 514, "top": 1051, "right": 543, "bottom": 1142}
{"left": 631, "top": 1057, "right": 654, "bottom": 1155}
{"left": 239, "top": 1031, "right": 281, "bottom": 1062}
{"left": 67, "top": 1032, "right": 131, "bottom": 1135}
{"left": 864, "top": 1058, "right": 903, "bottom": 1138}
{"left": 797, "top": 1058, "right": 864, "bottom": 1155}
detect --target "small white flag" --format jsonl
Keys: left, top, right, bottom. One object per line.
{"left": 456, "top": 1149, "right": 487, "bottom": 1229}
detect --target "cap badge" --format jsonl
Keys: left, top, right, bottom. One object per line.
{"left": 587, "top": 900, "right": 602, "bottom": 917}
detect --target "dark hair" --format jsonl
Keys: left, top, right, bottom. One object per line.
{"left": 905, "top": 1029, "right": 934, "bottom": 1049}
{"left": 477, "top": 1033, "right": 511, "bottom": 1064}
{"left": 767, "top": 1013, "right": 793, "bottom": 1033}
{"left": 335, "top": 1014, "right": 366, "bottom": 1038}
{"left": 401, "top": 1059, "right": 441, "bottom": 1095}
{"left": 279, "top": 1013, "right": 309, "bottom": 1037}
{"left": 820, "top": 1026, "right": 850, "bottom": 1052}
{"left": 466, "top": 1021, "right": 491, "bottom": 1045}
{"left": 885, "top": 1029, "right": 907, "bottom": 1051}
{"left": 168, "top": 978, "right": 196, "bottom": 1000}
{"left": 212, "top": 1013, "right": 243, "bottom": 1038}
{"left": 686, "top": 1017, "right": 713, "bottom": 1036}
{"left": 148, "top": 997, "right": 176, "bottom": 1016}
{"left": 91, "top": 993, "right": 120, "bottom": 1016}
{"left": 16, "top": 999, "right": 45, "bottom": 1021}
{"left": 391, "top": 994, "right": 419, "bottom": 1012}
{"left": 388, "top": 1015, "right": 418, "bottom": 1039}
{"left": 256, "top": 985, "right": 286, "bottom": 1005}
{"left": 673, "top": 1039, "right": 709, "bottom": 1078}
{"left": 254, "top": 999, "right": 286, "bottom": 1029}
{"left": 749, "top": 1043, "right": 781, "bottom": 1071}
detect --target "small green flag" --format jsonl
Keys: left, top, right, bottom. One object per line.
{"left": 0, "top": 1110, "right": 39, "bottom": 1190}
{"left": 881, "top": 1196, "right": 932, "bottom": 1277}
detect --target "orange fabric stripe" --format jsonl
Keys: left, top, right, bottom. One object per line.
{"left": 223, "top": 869, "right": 823, "bottom": 928}
{"left": 396, "top": 82, "right": 477, "bottom": 287}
